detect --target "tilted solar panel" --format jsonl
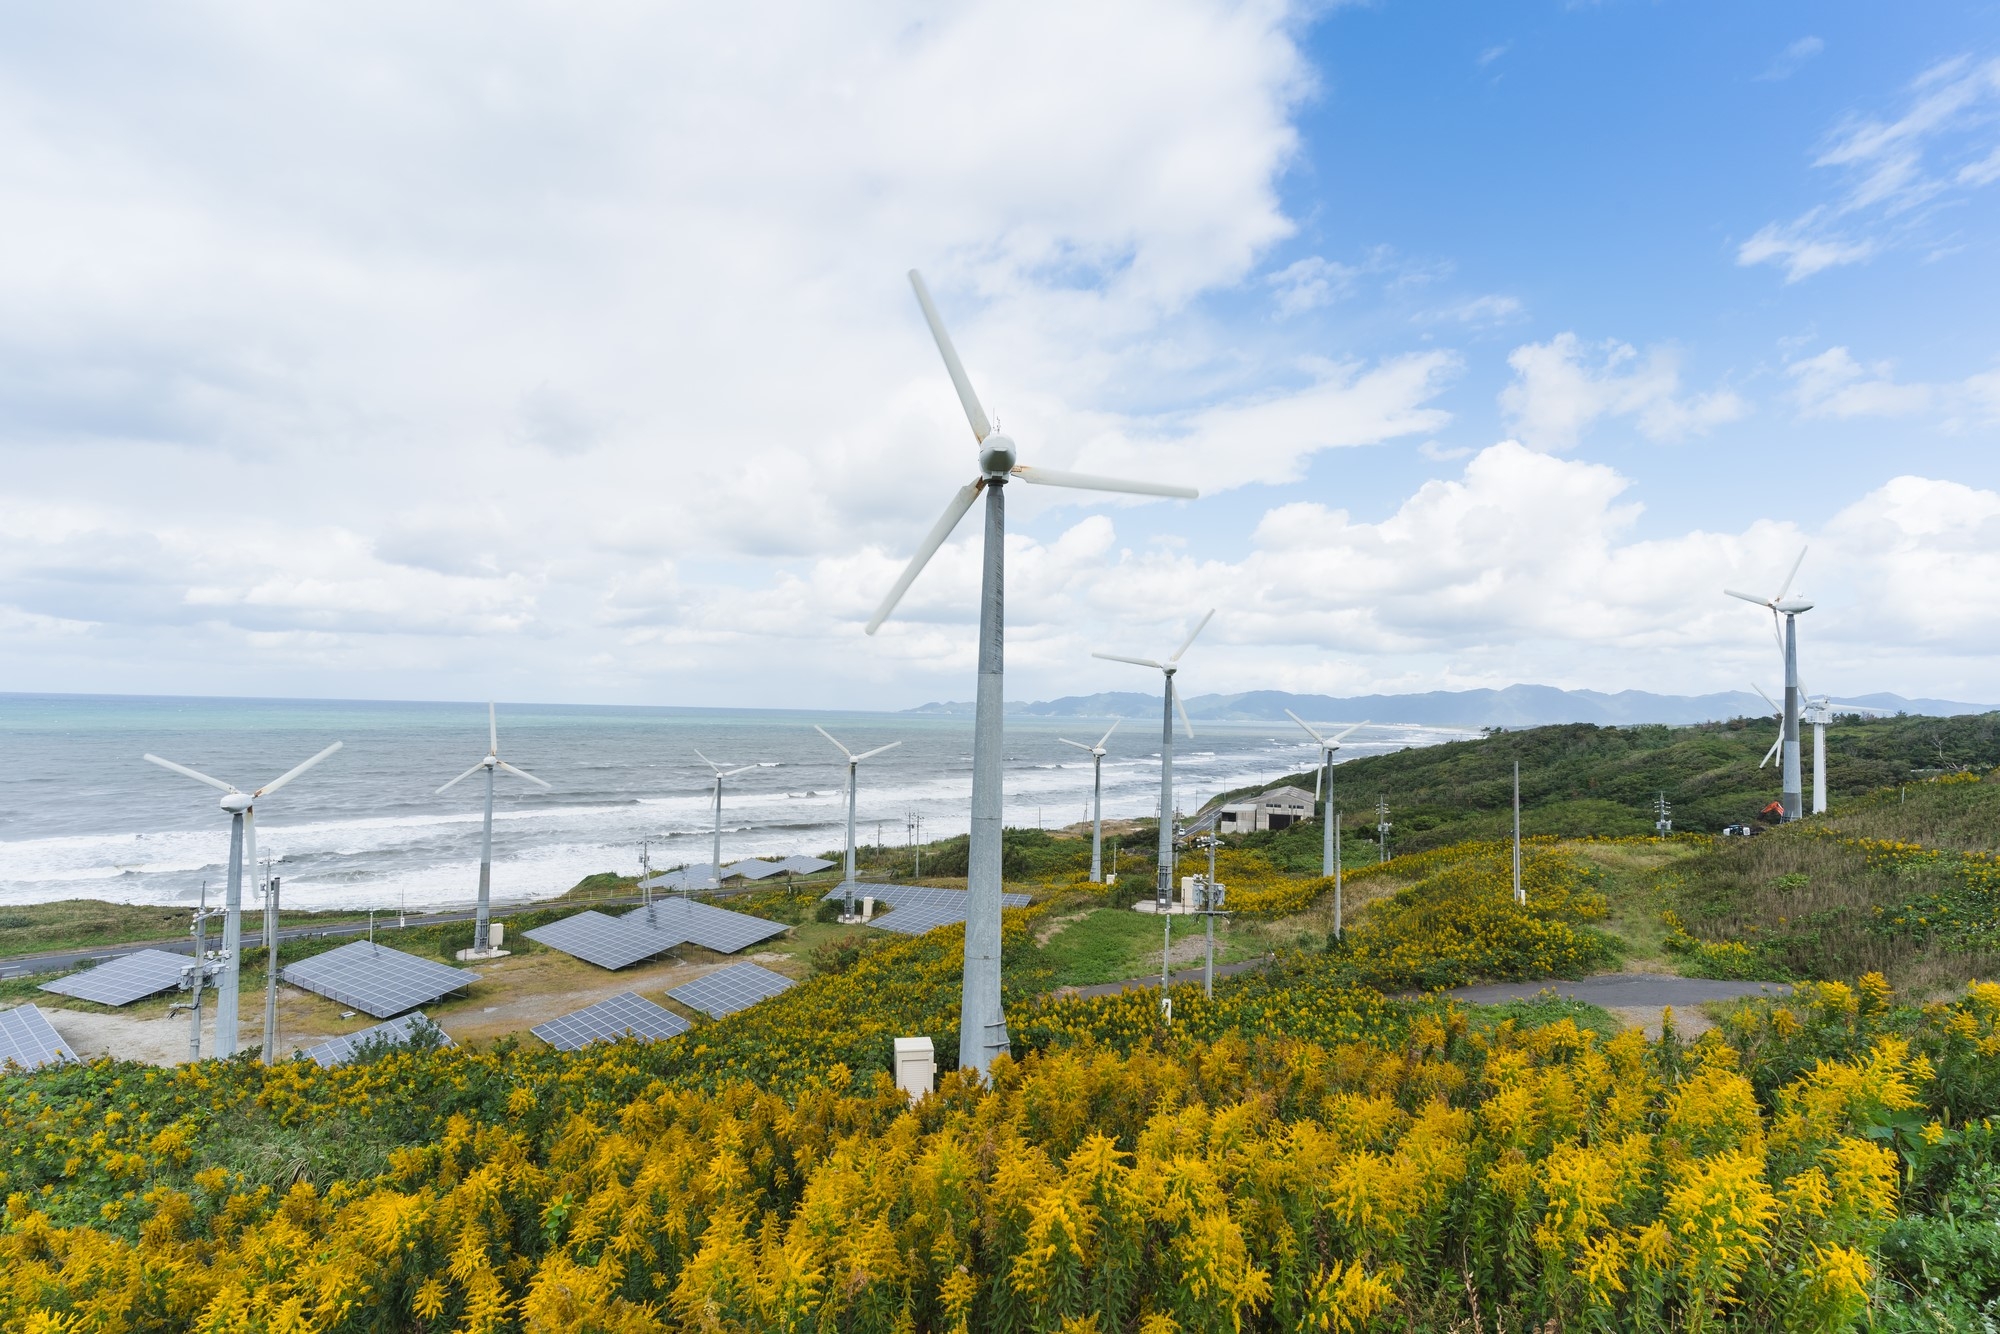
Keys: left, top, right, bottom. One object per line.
{"left": 40, "top": 949, "right": 190, "bottom": 1006}
{"left": 667, "top": 962, "right": 796, "bottom": 1019}
{"left": 723, "top": 859, "right": 785, "bottom": 880}
{"left": 639, "top": 864, "right": 719, "bottom": 892}
{"left": 525, "top": 911, "right": 686, "bottom": 970}
{"left": 774, "top": 855, "right": 835, "bottom": 874}
{"left": 0, "top": 1005, "right": 77, "bottom": 1071}
{"left": 531, "top": 992, "right": 691, "bottom": 1052}
{"left": 281, "top": 942, "right": 480, "bottom": 1018}
{"left": 620, "top": 898, "right": 787, "bottom": 955}
{"left": 821, "top": 883, "right": 1032, "bottom": 936}
{"left": 300, "top": 1012, "right": 455, "bottom": 1068}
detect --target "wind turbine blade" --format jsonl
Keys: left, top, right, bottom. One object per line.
{"left": 1773, "top": 545, "right": 1807, "bottom": 602}
{"left": 1176, "top": 692, "right": 1195, "bottom": 740}
{"left": 1761, "top": 733, "right": 1782, "bottom": 768}
{"left": 489, "top": 702, "right": 498, "bottom": 756}
{"left": 1314, "top": 764, "right": 1321, "bottom": 801}
{"left": 497, "top": 761, "right": 551, "bottom": 790}
{"left": 1058, "top": 738, "right": 1094, "bottom": 752}
{"left": 1092, "top": 652, "right": 1165, "bottom": 669}
{"left": 908, "top": 269, "right": 992, "bottom": 442}
{"left": 255, "top": 741, "right": 343, "bottom": 798}
{"left": 1332, "top": 720, "right": 1369, "bottom": 743}
{"left": 1753, "top": 683, "right": 1779, "bottom": 713}
{"left": 723, "top": 764, "right": 759, "bottom": 778}
{"left": 866, "top": 479, "right": 983, "bottom": 635}
{"left": 813, "top": 724, "right": 855, "bottom": 761}
{"left": 143, "top": 754, "right": 238, "bottom": 794}
{"left": 1095, "top": 718, "right": 1120, "bottom": 750}
{"left": 1010, "top": 465, "right": 1197, "bottom": 500}
{"left": 1724, "top": 588, "right": 1771, "bottom": 605}
{"left": 436, "top": 761, "right": 486, "bottom": 795}
{"left": 853, "top": 741, "right": 902, "bottom": 762}
{"left": 694, "top": 749, "right": 722, "bottom": 774}
{"left": 1169, "top": 608, "right": 1216, "bottom": 662}
{"left": 1284, "top": 708, "right": 1329, "bottom": 744}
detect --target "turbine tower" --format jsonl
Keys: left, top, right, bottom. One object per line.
{"left": 865, "top": 269, "right": 1197, "bottom": 1076}
{"left": 1058, "top": 721, "right": 1119, "bottom": 883}
{"left": 1727, "top": 548, "right": 1811, "bottom": 821}
{"left": 437, "top": 704, "right": 550, "bottom": 956}
{"left": 143, "top": 742, "right": 343, "bottom": 1059}
{"left": 696, "top": 750, "right": 758, "bottom": 885}
{"left": 1095, "top": 609, "right": 1216, "bottom": 911}
{"left": 1284, "top": 711, "right": 1367, "bottom": 878}
{"left": 815, "top": 725, "right": 901, "bottom": 913}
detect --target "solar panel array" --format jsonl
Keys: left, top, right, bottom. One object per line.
{"left": 774, "top": 855, "right": 834, "bottom": 874}
{"left": 40, "top": 949, "right": 190, "bottom": 1006}
{"left": 640, "top": 863, "right": 718, "bottom": 891}
{"left": 621, "top": 899, "right": 787, "bottom": 954}
{"left": 668, "top": 962, "right": 796, "bottom": 1018}
{"left": 525, "top": 910, "right": 685, "bottom": 970}
{"left": 723, "top": 859, "right": 785, "bottom": 881}
{"left": 825, "top": 884, "right": 1033, "bottom": 936}
{"left": 0, "top": 1005, "right": 76, "bottom": 1071}
{"left": 282, "top": 942, "right": 481, "bottom": 1018}
{"left": 300, "top": 1012, "right": 455, "bottom": 1068}
{"left": 532, "top": 992, "right": 691, "bottom": 1052}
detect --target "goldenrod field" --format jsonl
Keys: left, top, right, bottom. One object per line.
{"left": 3, "top": 838, "right": 1997, "bottom": 1331}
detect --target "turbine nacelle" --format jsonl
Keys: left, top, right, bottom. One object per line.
{"left": 1774, "top": 598, "right": 1814, "bottom": 615}
{"left": 220, "top": 792, "right": 252, "bottom": 814}
{"left": 979, "top": 433, "right": 1017, "bottom": 478}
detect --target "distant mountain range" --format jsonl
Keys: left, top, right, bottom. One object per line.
{"left": 902, "top": 684, "right": 1996, "bottom": 728}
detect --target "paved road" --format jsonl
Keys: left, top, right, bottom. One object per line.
{"left": 0, "top": 896, "right": 652, "bottom": 982}
{"left": 1442, "top": 974, "right": 1792, "bottom": 1007}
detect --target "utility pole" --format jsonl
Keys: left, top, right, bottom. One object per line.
{"left": 1654, "top": 791, "right": 1672, "bottom": 837}
{"left": 1376, "top": 795, "right": 1391, "bottom": 864}
{"left": 1195, "top": 834, "right": 1228, "bottom": 997}
{"left": 1333, "top": 811, "right": 1343, "bottom": 939}
{"left": 1512, "top": 762, "right": 1523, "bottom": 906}
{"left": 261, "top": 876, "right": 283, "bottom": 1065}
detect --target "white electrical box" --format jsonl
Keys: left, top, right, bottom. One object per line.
{"left": 893, "top": 1036, "right": 935, "bottom": 1101}
{"left": 862, "top": 896, "right": 875, "bottom": 922}
{"left": 490, "top": 923, "right": 505, "bottom": 949}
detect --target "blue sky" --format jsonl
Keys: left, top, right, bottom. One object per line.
{"left": 0, "top": 1, "right": 1996, "bottom": 709}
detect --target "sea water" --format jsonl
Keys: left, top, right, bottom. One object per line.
{"left": 0, "top": 694, "right": 1472, "bottom": 913}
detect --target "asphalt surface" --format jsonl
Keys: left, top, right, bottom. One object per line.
{"left": 0, "top": 895, "right": 653, "bottom": 981}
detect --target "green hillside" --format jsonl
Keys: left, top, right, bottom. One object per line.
{"left": 1211, "top": 711, "right": 2000, "bottom": 857}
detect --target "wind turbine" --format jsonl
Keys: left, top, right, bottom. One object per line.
{"left": 815, "top": 725, "right": 901, "bottom": 915}
{"left": 1727, "top": 547, "right": 1812, "bottom": 821}
{"left": 1095, "top": 609, "right": 1216, "bottom": 911}
{"left": 865, "top": 269, "right": 1197, "bottom": 1076}
{"left": 1058, "top": 720, "right": 1119, "bottom": 883}
{"left": 695, "top": 750, "right": 758, "bottom": 886}
{"left": 143, "top": 742, "right": 343, "bottom": 1060}
{"left": 1799, "top": 693, "right": 1893, "bottom": 814}
{"left": 437, "top": 704, "right": 550, "bottom": 956}
{"left": 1752, "top": 684, "right": 1786, "bottom": 771}
{"left": 1284, "top": 711, "right": 1367, "bottom": 879}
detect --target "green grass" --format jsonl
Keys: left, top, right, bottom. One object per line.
{"left": 1020, "top": 904, "right": 1264, "bottom": 988}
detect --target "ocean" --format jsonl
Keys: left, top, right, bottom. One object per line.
{"left": 0, "top": 694, "right": 1475, "bottom": 913}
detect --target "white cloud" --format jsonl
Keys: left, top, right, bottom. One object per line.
{"left": 1741, "top": 55, "right": 2000, "bottom": 280}
{"left": 1757, "top": 36, "right": 1824, "bottom": 83}
{"left": 1498, "top": 333, "right": 1746, "bottom": 451}
{"left": 1789, "top": 345, "right": 2000, "bottom": 423}
{"left": 1268, "top": 256, "right": 1358, "bottom": 314}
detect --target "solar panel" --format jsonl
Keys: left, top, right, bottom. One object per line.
{"left": 620, "top": 898, "right": 788, "bottom": 954}
{"left": 281, "top": 942, "right": 480, "bottom": 1018}
{"left": 640, "top": 864, "right": 719, "bottom": 892}
{"left": 774, "top": 855, "right": 835, "bottom": 874}
{"left": 40, "top": 949, "right": 190, "bottom": 1006}
{"left": 300, "top": 1012, "right": 455, "bottom": 1068}
{"left": 0, "top": 1005, "right": 77, "bottom": 1071}
{"left": 525, "top": 910, "right": 687, "bottom": 970}
{"left": 667, "top": 962, "right": 796, "bottom": 1019}
{"left": 723, "top": 859, "right": 785, "bottom": 880}
{"left": 823, "top": 883, "right": 1033, "bottom": 936}
{"left": 531, "top": 992, "right": 691, "bottom": 1052}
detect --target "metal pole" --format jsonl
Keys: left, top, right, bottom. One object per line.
{"left": 1156, "top": 673, "right": 1177, "bottom": 907}
{"left": 261, "top": 876, "right": 281, "bottom": 1065}
{"left": 711, "top": 776, "right": 723, "bottom": 876}
{"left": 960, "top": 481, "right": 1009, "bottom": 1076}
{"left": 1089, "top": 752, "right": 1103, "bottom": 882}
{"left": 218, "top": 810, "right": 245, "bottom": 1058}
{"left": 1813, "top": 721, "right": 1827, "bottom": 815}
{"left": 1333, "top": 812, "right": 1342, "bottom": 938}
{"left": 844, "top": 761, "right": 858, "bottom": 919}
{"left": 1322, "top": 751, "right": 1335, "bottom": 878}
{"left": 475, "top": 763, "right": 494, "bottom": 951}
{"left": 188, "top": 883, "right": 209, "bottom": 1063}
{"left": 1377, "top": 795, "right": 1390, "bottom": 864}
{"left": 1204, "top": 836, "right": 1217, "bottom": 997}
{"left": 1513, "top": 760, "right": 1523, "bottom": 906}
{"left": 1781, "top": 613, "right": 1803, "bottom": 821}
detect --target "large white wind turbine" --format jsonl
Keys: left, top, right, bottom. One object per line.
{"left": 696, "top": 750, "right": 758, "bottom": 886}
{"left": 1285, "top": 711, "right": 1368, "bottom": 878}
{"left": 437, "top": 704, "right": 550, "bottom": 956}
{"left": 1727, "top": 547, "right": 1812, "bottom": 821}
{"left": 1094, "top": 609, "right": 1216, "bottom": 911}
{"left": 1058, "top": 720, "right": 1120, "bottom": 883}
{"left": 142, "top": 742, "right": 343, "bottom": 1060}
{"left": 865, "top": 269, "right": 1198, "bottom": 1076}
{"left": 1798, "top": 693, "right": 1892, "bottom": 814}
{"left": 815, "top": 725, "right": 902, "bottom": 910}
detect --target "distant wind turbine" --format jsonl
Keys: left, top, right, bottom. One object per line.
{"left": 1285, "top": 711, "right": 1367, "bottom": 879}
{"left": 143, "top": 742, "right": 343, "bottom": 1060}
{"left": 1095, "top": 609, "right": 1216, "bottom": 910}
{"left": 815, "top": 725, "right": 901, "bottom": 914}
{"left": 696, "top": 750, "right": 758, "bottom": 885}
{"left": 865, "top": 269, "right": 1197, "bottom": 1076}
{"left": 437, "top": 704, "right": 550, "bottom": 956}
{"left": 1058, "top": 720, "right": 1120, "bottom": 883}
{"left": 1727, "top": 547, "right": 1812, "bottom": 821}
